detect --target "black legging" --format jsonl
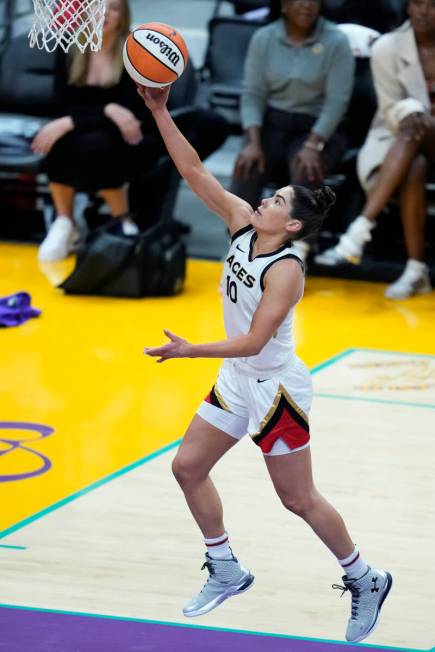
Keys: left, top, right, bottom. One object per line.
{"left": 44, "top": 107, "right": 230, "bottom": 226}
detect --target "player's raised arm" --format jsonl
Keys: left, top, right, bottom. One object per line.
{"left": 137, "top": 86, "right": 252, "bottom": 233}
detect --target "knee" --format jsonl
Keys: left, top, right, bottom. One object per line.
{"left": 405, "top": 155, "right": 428, "bottom": 183}
{"left": 171, "top": 455, "right": 202, "bottom": 487}
{"left": 279, "top": 491, "right": 317, "bottom": 518}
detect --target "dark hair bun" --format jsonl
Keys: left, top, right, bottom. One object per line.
{"left": 313, "top": 186, "right": 336, "bottom": 214}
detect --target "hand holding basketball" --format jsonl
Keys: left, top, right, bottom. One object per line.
{"left": 136, "top": 85, "right": 170, "bottom": 112}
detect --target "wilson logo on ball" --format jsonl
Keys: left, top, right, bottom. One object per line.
{"left": 123, "top": 22, "right": 189, "bottom": 88}
{"left": 143, "top": 33, "right": 181, "bottom": 67}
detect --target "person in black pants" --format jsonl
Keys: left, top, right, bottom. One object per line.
{"left": 32, "top": 0, "right": 229, "bottom": 262}
{"left": 229, "top": 0, "right": 354, "bottom": 262}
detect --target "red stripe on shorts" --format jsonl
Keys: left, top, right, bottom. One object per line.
{"left": 254, "top": 408, "right": 310, "bottom": 454}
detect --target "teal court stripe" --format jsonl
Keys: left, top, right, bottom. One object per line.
{"left": 0, "top": 438, "right": 182, "bottom": 540}
{"left": 310, "top": 348, "right": 355, "bottom": 374}
{"left": 314, "top": 393, "right": 435, "bottom": 410}
{"left": 0, "top": 544, "right": 27, "bottom": 550}
{"left": 0, "top": 603, "right": 425, "bottom": 652}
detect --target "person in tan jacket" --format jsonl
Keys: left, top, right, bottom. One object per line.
{"left": 316, "top": 0, "right": 435, "bottom": 299}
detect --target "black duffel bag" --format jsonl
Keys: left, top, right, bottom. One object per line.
{"left": 59, "top": 218, "right": 186, "bottom": 298}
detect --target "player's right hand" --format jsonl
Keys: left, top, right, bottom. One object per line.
{"left": 136, "top": 85, "right": 171, "bottom": 113}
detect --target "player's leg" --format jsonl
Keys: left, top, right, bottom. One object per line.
{"left": 264, "top": 448, "right": 392, "bottom": 643}
{"left": 264, "top": 446, "right": 354, "bottom": 558}
{"left": 172, "top": 413, "right": 239, "bottom": 538}
{"left": 175, "top": 366, "right": 255, "bottom": 617}
{"left": 38, "top": 182, "right": 77, "bottom": 261}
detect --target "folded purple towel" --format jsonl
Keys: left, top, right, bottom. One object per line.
{"left": 0, "top": 292, "right": 41, "bottom": 327}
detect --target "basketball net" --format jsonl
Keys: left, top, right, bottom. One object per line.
{"left": 29, "top": 0, "right": 105, "bottom": 53}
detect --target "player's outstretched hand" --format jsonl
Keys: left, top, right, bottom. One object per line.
{"left": 136, "top": 85, "right": 170, "bottom": 112}
{"left": 144, "top": 329, "right": 191, "bottom": 363}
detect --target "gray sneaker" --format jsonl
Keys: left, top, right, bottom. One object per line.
{"left": 183, "top": 553, "right": 254, "bottom": 617}
{"left": 333, "top": 567, "right": 393, "bottom": 643}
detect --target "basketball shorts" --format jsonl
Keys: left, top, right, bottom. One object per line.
{"left": 197, "top": 357, "right": 313, "bottom": 456}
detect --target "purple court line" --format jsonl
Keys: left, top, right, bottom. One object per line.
{"left": 0, "top": 606, "right": 417, "bottom": 652}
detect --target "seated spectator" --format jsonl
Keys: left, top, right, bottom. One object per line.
{"left": 229, "top": 0, "right": 354, "bottom": 262}
{"left": 33, "top": 0, "right": 229, "bottom": 262}
{"left": 315, "top": 0, "right": 435, "bottom": 299}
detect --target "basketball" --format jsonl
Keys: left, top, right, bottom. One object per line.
{"left": 123, "top": 22, "right": 188, "bottom": 88}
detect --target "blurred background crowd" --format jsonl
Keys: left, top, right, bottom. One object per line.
{"left": 0, "top": 0, "right": 434, "bottom": 300}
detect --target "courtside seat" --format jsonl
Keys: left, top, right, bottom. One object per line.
{"left": 197, "top": 15, "right": 265, "bottom": 131}
{"left": 0, "top": 33, "right": 57, "bottom": 240}
{"left": 0, "top": 32, "right": 58, "bottom": 174}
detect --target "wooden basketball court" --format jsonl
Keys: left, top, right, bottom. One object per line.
{"left": 1, "top": 242, "right": 434, "bottom": 651}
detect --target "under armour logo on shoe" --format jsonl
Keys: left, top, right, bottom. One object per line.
{"left": 371, "top": 577, "right": 379, "bottom": 593}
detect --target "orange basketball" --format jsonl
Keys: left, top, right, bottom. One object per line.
{"left": 123, "top": 22, "right": 188, "bottom": 88}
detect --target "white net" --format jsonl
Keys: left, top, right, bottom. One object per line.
{"left": 29, "top": 0, "right": 105, "bottom": 53}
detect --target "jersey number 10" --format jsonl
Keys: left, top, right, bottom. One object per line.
{"left": 226, "top": 276, "right": 238, "bottom": 304}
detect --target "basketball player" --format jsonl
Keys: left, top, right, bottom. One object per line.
{"left": 138, "top": 85, "right": 392, "bottom": 643}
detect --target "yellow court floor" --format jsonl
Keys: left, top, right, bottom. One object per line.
{"left": 1, "top": 242, "right": 435, "bottom": 649}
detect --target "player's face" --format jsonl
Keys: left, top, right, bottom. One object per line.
{"left": 408, "top": 0, "right": 435, "bottom": 34}
{"left": 252, "top": 186, "right": 302, "bottom": 238}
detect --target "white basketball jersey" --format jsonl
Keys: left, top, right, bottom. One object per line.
{"left": 222, "top": 226, "right": 304, "bottom": 374}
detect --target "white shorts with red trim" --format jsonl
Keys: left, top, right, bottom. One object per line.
{"left": 197, "top": 357, "right": 313, "bottom": 456}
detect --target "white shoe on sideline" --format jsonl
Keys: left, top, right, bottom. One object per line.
{"left": 385, "top": 261, "right": 432, "bottom": 299}
{"left": 38, "top": 216, "right": 77, "bottom": 262}
{"left": 291, "top": 240, "right": 310, "bottom": 264}
{"left": 314, "top": 216, "right": 374, "bottom": 266}
{"left": 121, "top": 219, "right": 139, "bottom": 236}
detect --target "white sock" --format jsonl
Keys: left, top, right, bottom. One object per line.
{"left": 204, "top": 532, "right": 233, "bottom": 560}
{"left": 404, "top": 259, "right": 427, "bottom": 275}
{"left": 53, "top": 215, "right": 73, "bottom": 224}
{"left": 354, "top": 215, "right": 375, "bottom": 230}
{"left": 338, "top": 547, "right": 369, "bottom": 580}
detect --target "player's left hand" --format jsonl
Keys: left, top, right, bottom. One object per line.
{"left": 144, "top": 329, "right": 191, "bottom": 363}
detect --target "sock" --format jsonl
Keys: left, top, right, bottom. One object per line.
{"left": 405, "top": 259, "right": 427, "bottom": 275}
{"left": 354, "top": 215, "right": 375, "bottom": 231}
{"left": 204, "top": 532, "right": 233, "bottom": 560}
{"left": 338, "top": 547, "right": 369, "bottom": 580}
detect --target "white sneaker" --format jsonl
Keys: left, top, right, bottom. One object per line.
{"left": 38, "top": 216, "right": 77, "bottom": 262}
{"left": 314, "top": 216, "right": 374, "bottom": 266}
{"left": 334, "top": 567, "right": 392, "bottom": 643}
{"left": 385, "top": 261, "right": 432, "bottom": 299}
{"left": 183, "top": 553, "right": 254, "bottom": 618}
{"left": 291, "top": 240, "right": 310, "bottom": 264}
{"left": 121, "top": 219, "right": 139, "bottom": 236}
